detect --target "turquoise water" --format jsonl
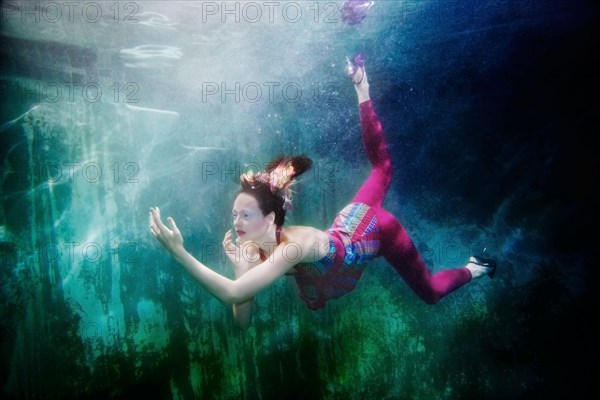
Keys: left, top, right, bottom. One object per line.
{"left": 1, "top": 1, "right": 596, "bottom": 398}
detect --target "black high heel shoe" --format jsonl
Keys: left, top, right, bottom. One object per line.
{"left": 472, "top": 254, "right": 498, "bottom": 279}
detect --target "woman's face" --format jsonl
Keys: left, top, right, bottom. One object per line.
{"left": 232, "top": 192, "right": 272, "bottom": 242}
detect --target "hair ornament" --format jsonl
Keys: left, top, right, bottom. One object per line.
{"left": 269, "top": 161, "right": 296, "bottom": 210}
{"left": 240, "top": 161, "right": 296, "bottom": 211}
{"left": 269, "top": 161, "right": 295, "bottom": 192}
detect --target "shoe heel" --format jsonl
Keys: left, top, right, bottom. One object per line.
{"left": 473, "top": 255, "right": 497, "bottom": 279}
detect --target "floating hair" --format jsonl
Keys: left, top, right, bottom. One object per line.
{"left": 239, "top": 155, "right": 312, "bottom": 214}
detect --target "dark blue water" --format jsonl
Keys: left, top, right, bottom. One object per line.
{"left": 1, "top": 1, "right": 597, "bottom": 398}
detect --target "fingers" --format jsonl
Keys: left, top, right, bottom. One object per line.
{"left": 150, "top": 209, "right": 164, "bottom": 236}
{"left": 223, "top": 239, "right": 236, "bottom": 251}
{"left": 149, "top": 207, "right": 170, "bottom": 232}
{"left": 149, "top": 207, "right": 184, "bottom": 253}
{"left": 223, "top": 230, "right": 241, "bottom": 251}
{"left": 150, "top": 206, "right": 160, "bottom": 221}
{"left": 167, "top": 217, "right": 180, "bottom": 236}
{"left": 149, "top": 207, "right": 173, "bottom": 239}
{"left": 149, "top": 208, "right": 160, "bottom": 236}
{"left": 149, "top": 207, "right": 160, "bottom": 226}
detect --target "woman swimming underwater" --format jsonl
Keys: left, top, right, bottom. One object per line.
{"left": 149, "top": 59, "right": 497, "bottom": 328}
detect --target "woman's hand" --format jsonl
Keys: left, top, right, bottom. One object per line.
{"left": 149, "top": 207, "right": 184, "bottom": 257}
{"left": 223, "top": 230, "right": 261, "bottom": 276}
{"left": 222, "top": 229, "right": 241, "bottom": 267}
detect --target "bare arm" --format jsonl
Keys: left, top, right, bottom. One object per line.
{"left": 232, "top": 288, "right": 254, "bottom": 328}
{"left": 150, "top": 207, "right": 303, "bottom": 305}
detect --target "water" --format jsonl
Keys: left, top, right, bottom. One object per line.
{"left": 1, "top": 1, "right": 596, "bottom": 398}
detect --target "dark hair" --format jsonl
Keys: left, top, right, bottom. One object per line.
{"left": 237, "top": 155, "right": 312, "bottom": 226}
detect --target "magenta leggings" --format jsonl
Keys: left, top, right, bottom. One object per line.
{"left": 354, "top": 100, "right": 472, "bottom": 304}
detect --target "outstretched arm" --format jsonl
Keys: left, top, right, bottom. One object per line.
{"left": 149, "top": 207, "right": 238, "bottom": 301}
{"left": 149, "top": 207, "right": 298, "bottom": 305}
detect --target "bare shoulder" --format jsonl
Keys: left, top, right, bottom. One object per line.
{"left": 280, "top": 225, "right": 330, "bottom": 262}
{"left": 281, "top": 225, "right": 325, "bottom": 241}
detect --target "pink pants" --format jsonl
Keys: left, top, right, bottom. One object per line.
{"left": 355, "top": 100, "right": 471, "bottom": 304}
